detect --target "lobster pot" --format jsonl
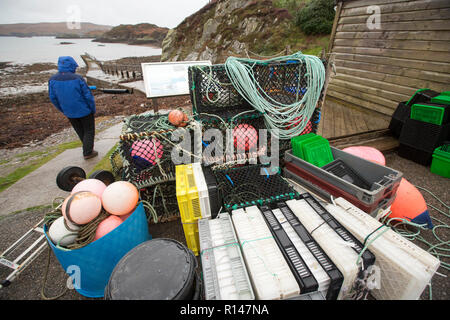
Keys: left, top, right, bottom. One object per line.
{"left": 118, "top": 128, "right": 199, "bottom": 189}
{"left": 189, "top": 59, "right": 325, "bottom": 165}
{"left": 43, "top": 203, "right": 151, "bottom": 298}
{"left": 197, "top": 111, "right": 278, "bottom": 167}
{"left": 188, "top": 60, "right": 326, "bottom": 115}
{"left": 105, "top": 239, "right": 201, "bottom": 300}
{"left": 188, "top": 64, "right": 252, "bottom": 115}
{"left": 213, "top": 164, "right": 300, "bottom": 211}
{"left": 122, "top": 113, "right": 177, "bottom": 135}
{"left": 140, "top": 180, "right": 180, "bottom": 223}
{"left": 196, "top": 110, "right": 321, "bottom": 167}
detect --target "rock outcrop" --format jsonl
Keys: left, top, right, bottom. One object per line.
{"left": 161, "top": 0, "right": 295, "bottom": 64}
{"left": 94, "top": 23, "right": 169, "bottom": 46}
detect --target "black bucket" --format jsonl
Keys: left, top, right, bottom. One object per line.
{"left": 105, "top": 238, "right": 200, "bottom": 300}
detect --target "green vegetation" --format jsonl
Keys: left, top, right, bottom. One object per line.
{"left": 87, "top": 143, "right": 118, "bottom": 177}
{"left": 0, "top": 140, "right": 81, "bottom": 193}
{"left": 295, "top": 0, "right": 335, "bottom": 35}
{"left": 273, "top": 0, "right": 309, "bottom": 15}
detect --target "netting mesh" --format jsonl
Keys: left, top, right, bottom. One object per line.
{"left": 188, "top": 60, "right": 326, "bottom": 116}
{"left": 189, "top": 64, "right": 252, "bottom": 114}
{"left": 139, "top": 181, "right": 180, "bottom": 223}
{"left": 117, "top": 128, "right": 198, "bottom": 189}
{"left": 122, "top": 113, "right": 176, "bottom": 134}
{"left": 188, "top": 59, "right": 324, "bottom": 164}
{"left": 196, "top": 111, "right": 274, "bottom": 167}
{"left": 213, "top": 164, "right": 300, "bottom": 211}
{"left": 251, "top": 61, "right": 309, "bottom": 105}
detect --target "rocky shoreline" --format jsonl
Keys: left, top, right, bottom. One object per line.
{"left": 0, "top": 58, "right": 191, "bottom": 170}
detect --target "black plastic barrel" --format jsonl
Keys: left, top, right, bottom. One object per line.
{"left": 105, "top": 238, "right": 201, "bottom": 300}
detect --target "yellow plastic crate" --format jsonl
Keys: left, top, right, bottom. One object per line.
{"left": 176, "top": 164, "right": 202, "bottom": 255}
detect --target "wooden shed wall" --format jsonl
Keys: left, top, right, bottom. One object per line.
{"left": 325, "top": 0, "right": 450, "bottom": 119}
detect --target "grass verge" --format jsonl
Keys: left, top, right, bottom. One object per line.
{"left": 0, "top": 140, "right": 82, "bottom": 193}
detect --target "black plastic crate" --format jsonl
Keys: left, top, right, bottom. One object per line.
{"left": 406, "top": 89, "right": 440, "bottom": 106}
{"left": 398, "top": 143, "right": 435, "bottom": 166}
{"left": 389, "top": 101, "right": 410, "bottom": 138}
{"left": 213, "top": 164, "right": 300, "bottom": 211}
{"left": 322, "top": 158, "right": 372, "bottom": 190}
{"left": 399, "top": 118, "right": 450, "bottom": 153}
{"left": 202, "top": 165, "right": 221, "bottom": 219}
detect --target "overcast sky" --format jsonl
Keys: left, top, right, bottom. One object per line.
{"left": 0, "top": 0, "right": 211, "bottom": 28}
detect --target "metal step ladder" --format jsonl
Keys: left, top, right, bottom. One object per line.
{"left": 0, "top": 218, "right": 48, "bottom": 289}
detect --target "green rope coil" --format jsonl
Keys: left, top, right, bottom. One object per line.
{"left": 223, "top": 51, "right": 325, "bottom": 140}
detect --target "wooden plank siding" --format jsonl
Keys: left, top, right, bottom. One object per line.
{"left": 324, "top": 0, "right": 450, "bottom": 123}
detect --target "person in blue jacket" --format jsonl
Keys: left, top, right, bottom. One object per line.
{"left": 49, "top": 56, "right": 98, "bottom": 159}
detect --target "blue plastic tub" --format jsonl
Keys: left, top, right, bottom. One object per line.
{"left": 43, "top": 202, "right": 151, "bottom": 298}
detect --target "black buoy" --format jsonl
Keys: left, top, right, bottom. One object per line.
{"left": 105, "top": 239, "right": 200, "bottom": 300}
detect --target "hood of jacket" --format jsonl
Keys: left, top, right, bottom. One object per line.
{"left": 58, "top": 56, "right": 78, "bottom": 73}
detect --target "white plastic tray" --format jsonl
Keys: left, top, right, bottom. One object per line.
{"left": 286, "top": 199, "right": 360, "bottom": 300}
{"left": 326, "top": 198, "right": 440, "bottom": 300}
{"left": 231, "top": 206, "right": 300, "bottom": 300}
{"left": 271, "top": 208, "right": 330, "bottom": 293}
{"left": 198, "top": 213, "right": 254, "bottom": 300}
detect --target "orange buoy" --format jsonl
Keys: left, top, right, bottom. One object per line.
{"left": 388, "top": 178, "right": 433, "bottom": 228}
{"left": 93, "top": 215, "right": 123, "bottom": 241}
{"left": 178, "top": 113, "right": 189, "bottom": 127}
{"left": 168, "top": 110, "right": 188, "bottom": 127}
{"left": 101, "top": 181, "right": 139, "bottom": 216}
{"left": 62, "top": 191, "right": 102, "bottom": 225}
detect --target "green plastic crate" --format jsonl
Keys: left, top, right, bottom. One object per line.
{"left": 431, "top": 145, "right": 450, "bottom": 179}
{"left": 291, "top": 133, "right": 321, "bottom": 159}
{"left": 411, "top": 103, "right": 449, "bottom": 125}
{"left": 302, "top": 138, "right": 334, "bottom": 167}
{"left": 431, "top": 94, "right": 450, "bottom": 105}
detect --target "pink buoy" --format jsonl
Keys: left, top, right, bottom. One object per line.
{"left": 130, "top": 138, "right": 163, "bottom": 166}
{"left": 101, "top": 181, "right": 139, "bottom": 216}
{"left": 71, "top": 179, "right": 107, "bottom": 198}
{"left": 233, "top": 123, "right": 258, "bottom": 151}
{"left": 93, "top": 215, "right": 123, "bottom": 241}
{"left": 62, "top": 191, "right": 102, "bottom": 225}
{"left": 342, "top": 146, "right": 386, "bottom": 166}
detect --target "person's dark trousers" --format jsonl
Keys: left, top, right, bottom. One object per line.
{"left": 68, "top": 113, "right": 95, "bottom": 157}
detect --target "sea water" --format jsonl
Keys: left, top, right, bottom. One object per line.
{"left": 0, "top": 36, "right": 162, "bottom": 66}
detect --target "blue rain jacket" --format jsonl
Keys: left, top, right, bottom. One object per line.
{"left": 48, "top": 56, "right": 96, "bottom": 118}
